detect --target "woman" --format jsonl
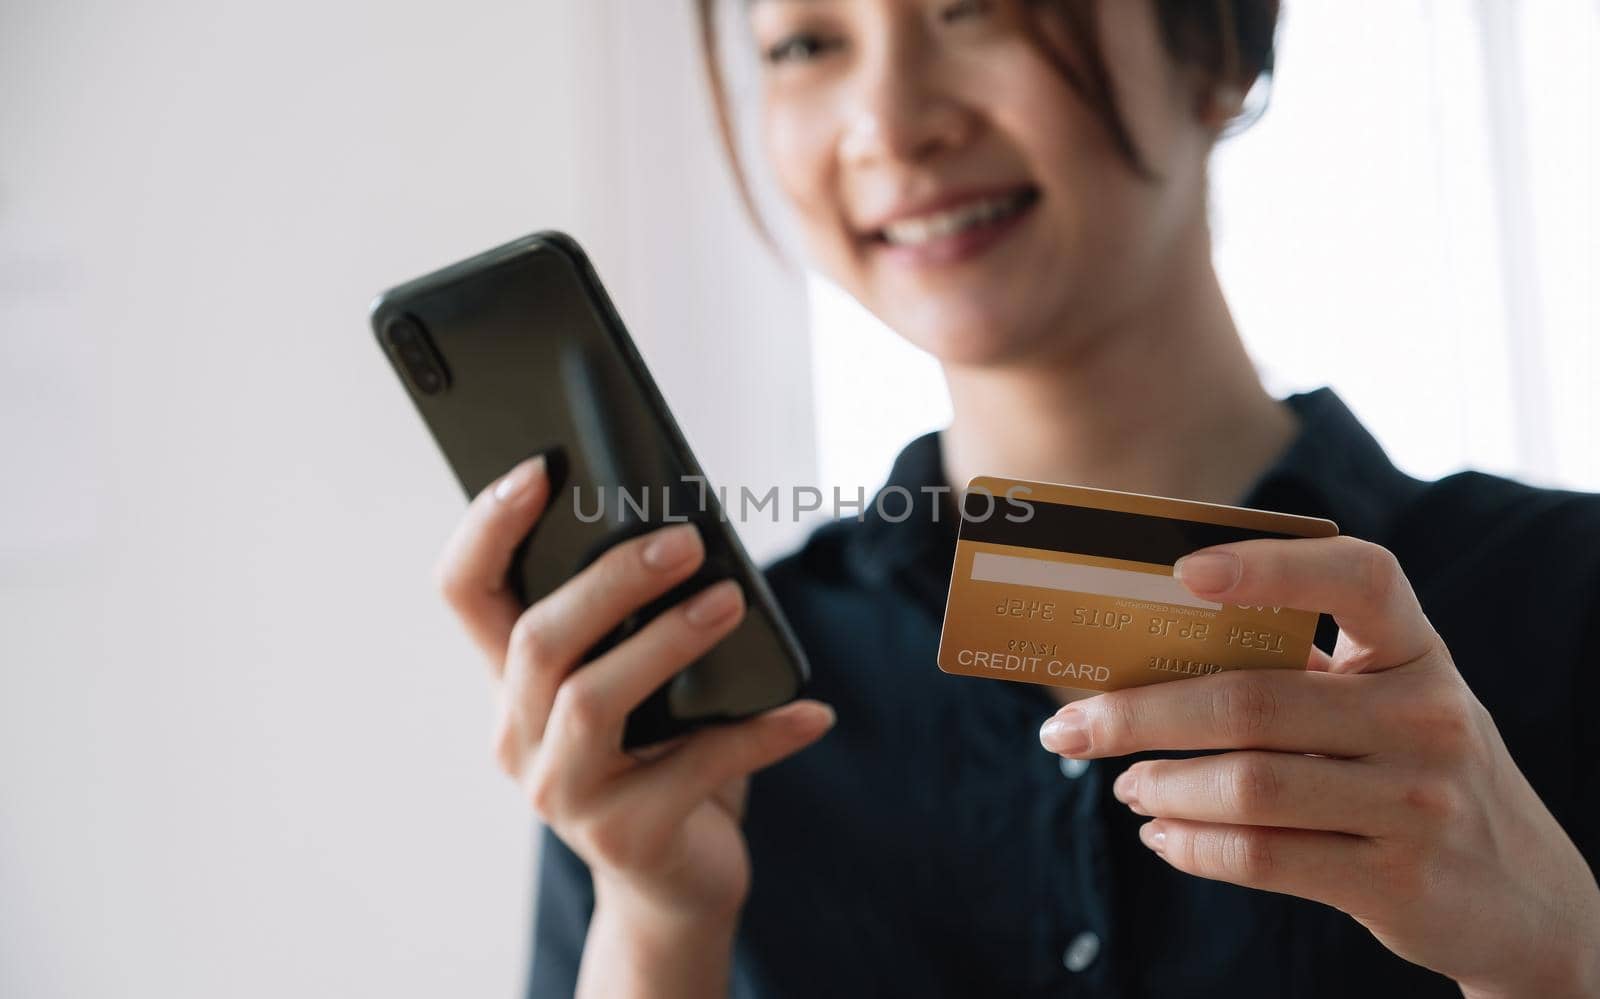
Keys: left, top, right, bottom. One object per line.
{"left": 437, "top": 1, "right": 1600, "bottom": 995}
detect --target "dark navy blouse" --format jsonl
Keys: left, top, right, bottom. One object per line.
{"left": 529, "top": 388, "right": 1600, "bottom": 997}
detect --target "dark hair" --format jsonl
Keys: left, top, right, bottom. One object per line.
{"left": 695, "top": 0, "right": 1280, "bottom": 238}
{"left": 1030, "top": 0, "right": 1281, "bottom": 174}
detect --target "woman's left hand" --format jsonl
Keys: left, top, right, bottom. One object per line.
{"left": 1039, "top": 536, "right": 1600, "bottom": 998}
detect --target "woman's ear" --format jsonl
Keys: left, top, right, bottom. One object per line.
{"left": 1200, "top": 83, "right": 1247, "bottom": 130}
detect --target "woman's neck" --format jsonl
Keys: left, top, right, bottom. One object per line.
{"left": 939, "top": 255, "right": 1296, "bottom": 507}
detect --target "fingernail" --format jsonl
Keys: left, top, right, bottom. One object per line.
{"left": 1173, "top": 551, "right": 1240, "bottom": 594}
{"left": 493, "top": 455, "right": 544, "bottom": 504}
{"left": 1139, "top": 820, "right": 1167, "bottom": 854}
{"left": 1039, "top": 707, "right": 1090, "bottom": 756}
{"left": 805, "top": 702, "right": 838, "bottom": 732}
{"left": 685, "top": 579, "right": 741, "bottom": 627}
{"left": 642, "top": 523, "right": 701, "bottom": 570}
{"left": 1113, "top": 768, "right": 1139, "bottom": 807}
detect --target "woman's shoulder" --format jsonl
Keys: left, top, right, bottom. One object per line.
{"left": 1388, "top": 471, "right": 1599, "bottom": 723}
{"left": 1386, "top": 470, "right": 1600, "bottom": 600}
{"left": 1410, "top": 468, "right": 1600, "bottom": 523}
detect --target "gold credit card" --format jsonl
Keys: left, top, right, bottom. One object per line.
{"left": 937, "top": 476, "right": 1339, "bottom": 694}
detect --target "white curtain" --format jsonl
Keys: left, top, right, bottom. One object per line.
{"left": 810, "top": 0, "right": 1599, "bottom": 498}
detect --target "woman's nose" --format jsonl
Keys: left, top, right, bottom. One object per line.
{"left": 838, "top": 38, "right": 976, "bottom": 167}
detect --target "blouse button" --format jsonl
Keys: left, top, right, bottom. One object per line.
{"left": 1062, "top": 930, "right": 1101, "bottom": 973}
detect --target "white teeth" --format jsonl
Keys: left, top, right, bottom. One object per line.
{"left": 881, "top": 191, "right": 1032, "bottom": 246}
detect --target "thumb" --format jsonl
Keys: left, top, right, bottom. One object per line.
{"left": 660, "top": 700, "right": 836, "bottom": 807}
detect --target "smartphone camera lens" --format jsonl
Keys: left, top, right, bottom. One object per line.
{"left": 384, "top": 316, "right": 450, "bottom": 395}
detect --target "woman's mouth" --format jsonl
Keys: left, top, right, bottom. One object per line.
{"left": 868, "top": 186, "right": 1040, "bottom": 267}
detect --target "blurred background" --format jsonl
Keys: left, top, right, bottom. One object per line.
{"left": 1, "top": 1, "right": 1594, "bottom": 996}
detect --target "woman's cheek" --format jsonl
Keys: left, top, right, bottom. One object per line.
{"left": 762, "top": 105, "right": 857, "bottom": 270}
{"left": 764, "top": 91, "right": 835, "bottom": 200}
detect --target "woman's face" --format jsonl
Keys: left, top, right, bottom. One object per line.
{"left": 749, "top": 0, "right": 1219, "bottom": 366}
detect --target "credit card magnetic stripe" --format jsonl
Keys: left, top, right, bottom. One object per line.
{"left": 960, "top": 490, "right": 1301, "bottom": 564}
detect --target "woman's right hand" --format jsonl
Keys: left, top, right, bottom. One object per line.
{"left": 435, "top": 455, "right": 834, "bottom": 993}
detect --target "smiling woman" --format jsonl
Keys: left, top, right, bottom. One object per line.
{"left": 700, "top": 0, "right": 1281, "bottom": 369}
{"left": 426, "top": 2, "right": 1600, "bottom": 997}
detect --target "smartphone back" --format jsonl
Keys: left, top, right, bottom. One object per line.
{"left": 370, "top": 232, "right": 807, "bottom": 746}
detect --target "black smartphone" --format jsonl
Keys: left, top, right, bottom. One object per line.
{"left": 370, "top": 231, "right": 809, "bottom": 748}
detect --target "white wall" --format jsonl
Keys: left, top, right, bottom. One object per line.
{"left": 0, "top": 1, "right": 812, "bottom": 996}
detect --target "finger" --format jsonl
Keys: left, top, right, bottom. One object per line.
{"left": 539, "top": 579, "right": 747, "bottom": 759}
{"left": 1306, "top": 644, "right": 1335, "bottom": 672}
{"left": 582, "top": 579, "right": 748, "bottom": 718}
{"left": 1174, "top": 536, "right": 1438, "bottom": 673}
{"left": 1114, "top": 752, "right": 1380, "bottom": 835}
{"left": 503, "top": 523, "right": 708, "bottom": 744}
{"left": 639, "top": 699, "right": 836, "bottom": 827}
{"left": 1138, "top": 817, "right": 1372, "bottom": 914}
{"left": 1040, "top": 667, "right": 1387, "bottom": 759}
{"left": 436, "top": 455, "right": 552, "bottom": 669}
